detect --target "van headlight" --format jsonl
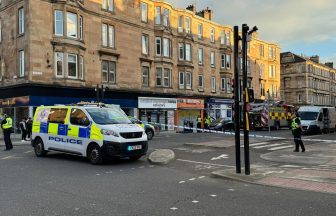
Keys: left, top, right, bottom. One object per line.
{"left": 101, "top": 129, "right": 119, "bottom": 137}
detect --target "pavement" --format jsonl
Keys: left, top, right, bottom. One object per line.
{"left": 212, "top": 142, "right": 336, "bottom": 194}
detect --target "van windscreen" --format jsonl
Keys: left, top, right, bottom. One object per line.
{"left": 86, "top": 108, "right": 131, "bottom": 125}
{"left": 298, "top": 112, "right": 319, "bottom": 121}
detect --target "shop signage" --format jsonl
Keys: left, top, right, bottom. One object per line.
{"left": 177, "top": 98, "right": 204, "bottom": 109}
{"left": 0, "top": 96, "right": 30, "bottom": 108}
{"left": 138, "top": 97, "right": 177, "bottom": 109}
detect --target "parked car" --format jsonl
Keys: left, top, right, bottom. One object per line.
{"left": 128, "top": 117, "right": 155, "bottom": 140}
{"left": 209, "top": 118, "right": 234, "bottom": 132}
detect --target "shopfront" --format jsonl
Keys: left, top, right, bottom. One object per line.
{"left": 176, "top": 98, "right": 204, "bottom": 132}
{"left": 207, "top": 98, "right": 233, "bottom": 120}
{"left": 138, "top": 97, "right": 177, "bottom": 131}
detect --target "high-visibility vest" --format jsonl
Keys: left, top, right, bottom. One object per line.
{"left": 2, "top": 117, "right": 13, "bottom": 129}
{"left": 291, "top": 117, "right": 299, "bottom": 130}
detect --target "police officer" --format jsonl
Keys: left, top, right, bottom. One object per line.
{"left": 196, "top": 115, "right": 202, "bottom": 133}
{"left": 291, "top": 112, "right": 305, "bottom": 152}
{"left": 1, "top": 114, "right": 13, "bottom": 151}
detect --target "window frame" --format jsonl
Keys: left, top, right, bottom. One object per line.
{"left": 178, "top": 16, "right": 183, "bottom": 33}
{"left": 211, "top": 76, "right": 216, "bottom": 92}
{"left": 55, "top": 52, "right": 64, "bottom": 78}
{"left": 142, "top": 34, "right": 149, "bottom": 55}
{"left": 185, "top": 43, "right": 191, "bottom": 62}
{"left": 142, "top": 66, "right": 149, "bottom": 87}
{"left": 178, "top": 43, "right": 184, "bottom": 61}
{"left": 179, "top": 71, "right": 185, "bottom": 88}
{"left": 198, "top": 23, "right": 203, "bottom": 39}
{"left": 79, "top": 15, "right": 83, "bottom": 40}
{"left": 198, "top": 48, "right": 203, "bottom": 65}
{"left": 67, "top": 53, "right": 78, "bottom": 79}
{"left": 185, "top": 72, "right": 192, "bottom": 89}
{"left": 210, "top": 27, "right": 215, "bottom": 43}
{"left": 198, "top": 75, "right": 204, "bottom": 89}
{"left": 185, "top": 17, "right": 191, "bottom": 34}
{"left": 155, "top": 37, "right": 162, "bottom": 56}
{"left": 54, "top": 10, "right": 64, "bottom": 36}
{"left": 66, "top": 12, "right": 77, "bottom": 39}
{"left": 141, "top": 2, "right": 148, "bottom": 23}
{"left": 155, "top": 6, "right": 161, "bottom": 25}
{"left": 162, "top": 37, "right": 170, "bottom": 57}
{"left": 163, "top": 8, "right": 169, "bottom": 27}
{"left": 210, "top": 51, "right": 215, "bottom": 67}
{"left": 19, "top": 50, "right": 24, "bottom": 77}
{"left": 18, "top": 7, "right": 24, "bottom": 35}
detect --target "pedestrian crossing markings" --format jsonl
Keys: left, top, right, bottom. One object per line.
{"left": 242, "top": 141, "right": 293, "bottom": 151}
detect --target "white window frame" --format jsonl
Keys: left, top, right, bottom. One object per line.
{"left": 102, "top": 24, "right": 108, "bottom": 47}
{"left": 18, "top": 7, "right": 24, "bottom": 35}
{"left": 102, "top": 60, "right": 116, "bottom": 83}
{"left": 210, "top": 28, "right": 215, "bottom": 43}
{"left": 198, "top": 48, "right": 203, "bottom": 65}
{"left": 102, "top": 24, "right": 115, "bottom": 48}
{"left": 163, "top": 8, "right": 169, "bottom": 27}
{"left": 226, "top": 78, "right": 231, "bottom": 93}
{"left": 210, "top": 51, "right": 215, "bottom": 67}
{"left": 198, "top": 23, "right": 203, "bottom": 39}
{"left": 79, "top": 15, "right": 83, "bottom": 40}
{"left": 220, "top": 31, "right": 225, "bottom": 45}
{"left": 79, "top": 55, "right": 84, "bottom": 80}
{"left": 102, "top": 0, "right": 114, "bottom": 12}
{"left": 54, "top": 52, "right": 64, "bottom": 78}
{"left": 185, "top": 44, "right": 191, "bottom": 62}
{"left": 155, "top": 6, "right": 161, "bottom": 25}
{"left": 179, "top": 72, "right": 185, "bottom": 88}
{"left": 186, "top": 72, "right": 192, "bottom": 89}
{"left": 67, "top": 54, "right": 78, "bottom": 79}
{"left": 67, "top": 12, "right": 77, "bottom": 38}
{"left": 185, "top": 17, "right": 191, "bottom": 34}
{"left": 163, "top": 68, "right": 171, "bottom": 87}
{"left": 225, "top": 32, "right": 230, "bottom": 46}
{"left": 54, "top": 10, "right": 63, "bottom": 36}
{"left": 142, "top": 66, "right": 149, "bottom": 87}
{"left": 178, "top": 43, "right": 184, "bottom": 61}
{"left": 211, "top": 76, "right": 216, "bottom": 92}
{"left": 141, "top": 2, "right": 148, "bottom": 23}
{"left": 155, "top": 37, "right": 161, "bottom": 56}
{"left": 221, "top": 78, "right": 226, "bottom": 92}
{"left": 226, "top": 54, "right": 231, "bottom": 69}
{"left": 163, "top": 38, "right": 170, "bottom": 57}
{"left": 0, "top": 19, "right": 2, "bottom": 43}
{"left": 19, "top": 50, "right": 24, "bottom": 77}
{"left": 142, "top": 34, "right": 149, "bottom": 55}
{"left": 221, "top": 54, "right": 225, "bottom": 68}
{"left": 198, "top": 75, "right": 204, "bottom": 89}
{"left": 178, "top": 16, "right": 183, "bottom": 32}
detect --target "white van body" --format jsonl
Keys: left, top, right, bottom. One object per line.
{"left": 298, "top": 106, "right": 336, "bottom": 134}
{"left": 31, "top": 105, "right": 148, "bottom": 164}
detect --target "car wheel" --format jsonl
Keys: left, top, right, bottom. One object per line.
{"left": 34, "top": 138, "right": 47, "bottom": 157}
{"left": 146, "top": 130, "right": 154, "bottom": 140}
{"left": 88, "top": 144, "right": 103, "bottom": 165}
{"left": 129, "top": 155, "right": 142, "bottom": 161}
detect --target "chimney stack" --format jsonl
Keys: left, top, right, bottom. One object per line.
{"left": 196, "top": 7, "right": 213, "bottom": 21}
{"left": 310, "top": 55, "right": 319, "bottom": 63}
{"left": 325, "top": 62, "right": 334, "bottom": 69}
{"left": 186, "top": 4, "right": 196, "bottom": 13}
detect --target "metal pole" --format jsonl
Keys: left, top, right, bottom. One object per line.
{"left": 242, "top": 24, "right": 250, "bottom": 175}
{"left": 268, "top": 90, "right": 271, "bottom": 136}
{"left": 96, "top": 84, "right": 100, "bottom": 102}
{"left": 233, "top": 26, "right": 241, "bottom": 174}
{"left": 101, "top": 84, "right": 105, "bottom": 103}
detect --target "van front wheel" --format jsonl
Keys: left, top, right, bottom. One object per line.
{"left": 34, "top": 138, "right": 47, "bottom": 157}
{"left": 88, "top": 144, "right": 103, "bottom": 165}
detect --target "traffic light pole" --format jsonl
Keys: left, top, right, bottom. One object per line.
{"left": 233, "top": 26, "right": 241, "bottom": 174}
{"left": 242, "top": 24, "right": 250, "bottom": 175}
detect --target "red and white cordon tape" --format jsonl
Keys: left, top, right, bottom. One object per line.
{"left": 261, "top": 106, "right": 268, "bottom": 127}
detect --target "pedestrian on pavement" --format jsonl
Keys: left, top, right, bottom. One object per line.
{"left": 19, "top": 118, "right": 27, "bottom": 142}
{"left": 1, "top": 113, "right": 13, "bottom": 151}
{"left": 291, "top": 112, "right": 305, "bottom": 152}
{"left": 26, "top": 117, "right": 33, "bottom": 140}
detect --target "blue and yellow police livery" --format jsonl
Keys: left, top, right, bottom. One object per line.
{"left": 31, "top": 104, "right": 148, "bottom": 164}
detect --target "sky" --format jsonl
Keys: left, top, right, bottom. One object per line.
{"left": 165, "top": 0, "right": 336, "bottom": 66}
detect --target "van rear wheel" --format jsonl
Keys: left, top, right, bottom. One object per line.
{"left": 88, "top": 144, "right": 103, "bottom": 165}
{"left": 34, "top": 138, "right": 47, "bottom": 157}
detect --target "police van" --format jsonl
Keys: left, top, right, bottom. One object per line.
{"left": 31, "top": 103, "right": 148, "bottom": 164}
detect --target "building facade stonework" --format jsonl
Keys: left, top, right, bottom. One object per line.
{"left": 281, "top": 52, "right": 336, "bottom": 106}
{"left": 0, "top": 0, "right": 280, "bottom": 126}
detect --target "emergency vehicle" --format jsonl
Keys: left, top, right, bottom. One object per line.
{"left": 31, "top": 103, "right": 148, "bottom": 164}
{"left": 250, "top": 103, "right": 294, "bottom": 130}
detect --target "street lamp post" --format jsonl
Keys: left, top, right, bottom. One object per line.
{"left": 95, "top": 84, "right": 108, "bottom": 103}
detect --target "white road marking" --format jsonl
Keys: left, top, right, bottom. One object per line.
{"left": 192, "top": 200, "right": 199, "bottom": 203}
{"left": 228, "top": 189, "right": 235, "bottom": 191}
{"left": 95, "top": 174, "right": 100, "bottom": 176}
{"left": 170, "top": 207, "right": 178, "bottom": 211}
{"left": 249, "top": 142, "right": 270, "bottom": 147}
{"left": 177, "top": 159, "right": 234, "bottom": 168}
{"left": 211, "top": 154, "right": 228, "bottom": 161}
{"left": 198, "top": 176, "right": 206, "bottom": 179}
{"left": 149, "top": 165, "right": 155, "bottom": 168}
{"left": 131, "top": 168, "right": 135, "bottom": 170}
{"left": 189, "top": 178, "right": 196, "bottom": 181}
{"left": 268, "top": 145, "right": 293, "bottom": 151}
{"left": 24, "top": 150, "right": 32, "bottom": 154}
{"left": 253, "top": 143, "right": 285, "bottom": 149}
{"left": 119, "top": 169, "right": 123, "bottom": 172}
{"left": 210, "top": 194, "right": 217, "bottom": 197}
{"left": 280, "top": 165, "right": 303, "bottom": 168}
{"left": 178, "top": 181, "right": 185, "bottom": 184}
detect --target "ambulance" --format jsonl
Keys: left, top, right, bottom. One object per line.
{"left": 31, "top": 103, "right": 148, "bottom": 164}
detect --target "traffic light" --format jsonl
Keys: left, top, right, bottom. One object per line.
{"left": 248, "top": 88, "right": 254, "bottom": 103}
